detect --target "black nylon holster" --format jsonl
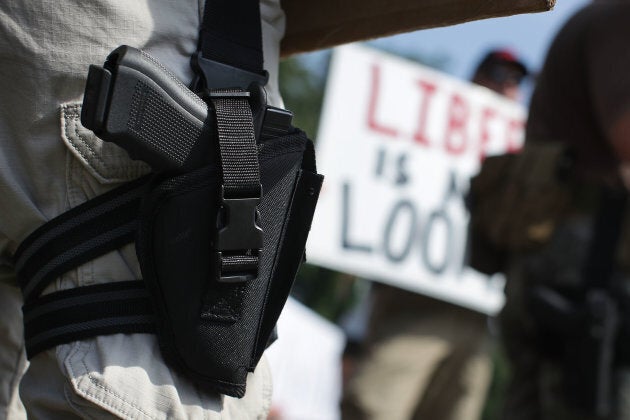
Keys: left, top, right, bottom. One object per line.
{"left": 136, "top": 131, "right": 321, "bottom": 396}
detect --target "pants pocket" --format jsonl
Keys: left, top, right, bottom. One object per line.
{"left": 61, "top": 102, "right": 151, "bottom": 187}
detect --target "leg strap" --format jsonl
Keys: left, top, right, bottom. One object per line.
{"left": 13, "top": 175, "right": 151, "bottom": 302}
{"left": 23, "top": 281, "right": 155, "bottom": 358}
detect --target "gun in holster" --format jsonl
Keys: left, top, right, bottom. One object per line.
{"left": 528, "top": 188, "right": 627, "bottom": 418}
{"left": 17, "top": 45, "right": 322, "bottom": 398}
{"left": 530, "top": 286, "right": 619, "bottom": 418}
{"left": 81, "top": 46, "right": 293, "bottom": 172}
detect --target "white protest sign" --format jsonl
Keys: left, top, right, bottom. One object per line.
{"left": 266, "top": 298, "right": 344, "bottom": 420}
{"left": 307, "top": 44, "right": 526, "bottom": 315}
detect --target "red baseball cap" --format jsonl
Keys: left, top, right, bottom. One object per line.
{"left": 477, "top": 49, "right": 528, "bottom": 78}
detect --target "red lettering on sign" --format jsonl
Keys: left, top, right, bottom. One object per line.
{"left": 413, "top": 80, "right": 437, "bottom": 146}
{"left": 367, "top": 63, "right": 398, "bottom": 138}
{"left": 478, "top": 107, "right": 497, "bottom": 160}
{"left": 444, "top": 94, "right": 469, "bottom": 155}
{"left": 506, "top": 118, "right": 525, "bottom": 153}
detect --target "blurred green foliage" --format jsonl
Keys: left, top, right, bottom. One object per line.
{"left": 482, "top": 344, "right": 511, "bottom": 420}
{"left": 291, "top": 264, "right": 360, "bottom": 322}
{"left": 279, "top": 52, "right": 361, "bottom": 322}
{"left": 279, "top": 54, "right": 328, "bottom": 141}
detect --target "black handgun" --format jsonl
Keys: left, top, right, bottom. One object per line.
{"left": 566, "top": 290, "right": 618, "bottom": 418}
{"left": 81, "top": 45, "right": 293, "bottom": 172}
{"left": 530, "top": 286, "right": 619, "bottom": 418}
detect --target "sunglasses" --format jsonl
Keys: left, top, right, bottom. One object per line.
{"left": 486, "top": 66, "right": 526, "bottom": 85}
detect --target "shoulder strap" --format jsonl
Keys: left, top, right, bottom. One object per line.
{"left": 199, "top": 0, "right": 263, "bottom": 75}
{"left": 191, "top": 0, "right": 268, "bottom": 91}
{"left": 194, "top": 0, "right": 267, "bottom": 283}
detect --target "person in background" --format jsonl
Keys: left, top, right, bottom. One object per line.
{"left": 497, "top": 2, "right": 630, "bottom": 419}
{"left": 472, "top": 49, "right": 529, "bottom": 101}
{"left": 339, "top": 49, "right": 529, "bottom": 420}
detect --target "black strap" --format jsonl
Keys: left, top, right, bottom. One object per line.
{"left": 14, "top": 175, "right": 150, "bottom": 303}
{"left": 199, "top": 0, "right": 263, "bottom": 75}
{"left": 208, "top": 90, "right": 262, "bottom": 280}
{"left": 191, "top": 0, "right": 267, "bottom": 92}
{"left": 209, "top": 90, "right": 261, "bottom": 198}
{"left": 195, "top": 1, "right": 265, "bottom": 281}
{"left": 23, "top": 281, "right": 155, "bottom": 358}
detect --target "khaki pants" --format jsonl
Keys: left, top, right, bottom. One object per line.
{"left": 0, "top": 0, "right": 284, "bottom": 417}
{"left": 341, "top": 285, "right": 492, "bottom": 420}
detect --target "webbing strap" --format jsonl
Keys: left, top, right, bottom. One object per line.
{"left": 209, "top": 90, "right": 261, "bottom": 198}
{"left": 14, "top": 175, "right": 151, "bottom": 303}
{"left": 199, "top": 0, "right": 263, "bottom": 75}
{"left": 209, "top": 90, "right": 262, "bottom": 277}
{"left": 23, "top": 281, "right": 155, "bottom": 358}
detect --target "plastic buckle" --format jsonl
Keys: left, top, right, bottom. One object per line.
{"left": 191, "top": 52, "right": 269, "bottom": 92}
{"left": 215, "top": 187, "right": 263, "bottom": 283}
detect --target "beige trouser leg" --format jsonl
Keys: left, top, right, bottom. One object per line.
{"left": 342, "top": 287, "right": 492, "bottom": 420}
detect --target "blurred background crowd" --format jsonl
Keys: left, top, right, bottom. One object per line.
{"left": 267, "top": 1, "right": 630, "bottom": 419}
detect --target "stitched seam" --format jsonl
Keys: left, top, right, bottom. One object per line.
{"left": 63, "top": 107, "right": 109, "bottom": 185}
{"left": 69, "top": 113, "right": 108, "bottom": 169}
{"left": 63, "top": 103, "right": 148, "bottom": 180}
{"left": 64, "top": 384, "right": 98, "bottom": 420}
{"left": 69, "top": 339, "right": 158, "bottom": 420}
{"left": 66, "top": 149, "right": 83, "bottom": 208}
{"left": 80, "top": 387, "right": 148, "bottom": 420}
{"left": 63, "top": 105, "right": 107, "bottom": 169}
{"left": 81, "top": 355, "right": 158, "bottom": 420}
{"left": 63, "top": 340, "right": 85, "bottom": 380}
{"left": 73, "top": 122, "right": 108, "bottom": 169}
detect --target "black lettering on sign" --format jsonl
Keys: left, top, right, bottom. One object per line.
{"left": 419, "top": 172, "right": 458, "bottom": 274}
{"left": 383, "top": 200, "right": 418, "bottom": 262}
{"left": 420, "top": 209, "right": 452, "bottom": 274}
{"left": 373, "top": 148, "right": 411, "bottom": 186}
{"left": 374, "top": 148, "right": 386, "bottom": 178}
{"left": 341, "top": 182, "right": 373, "bottom": 253}
{"left": 395, "top": 153, "right": 409, "bottom": 186}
